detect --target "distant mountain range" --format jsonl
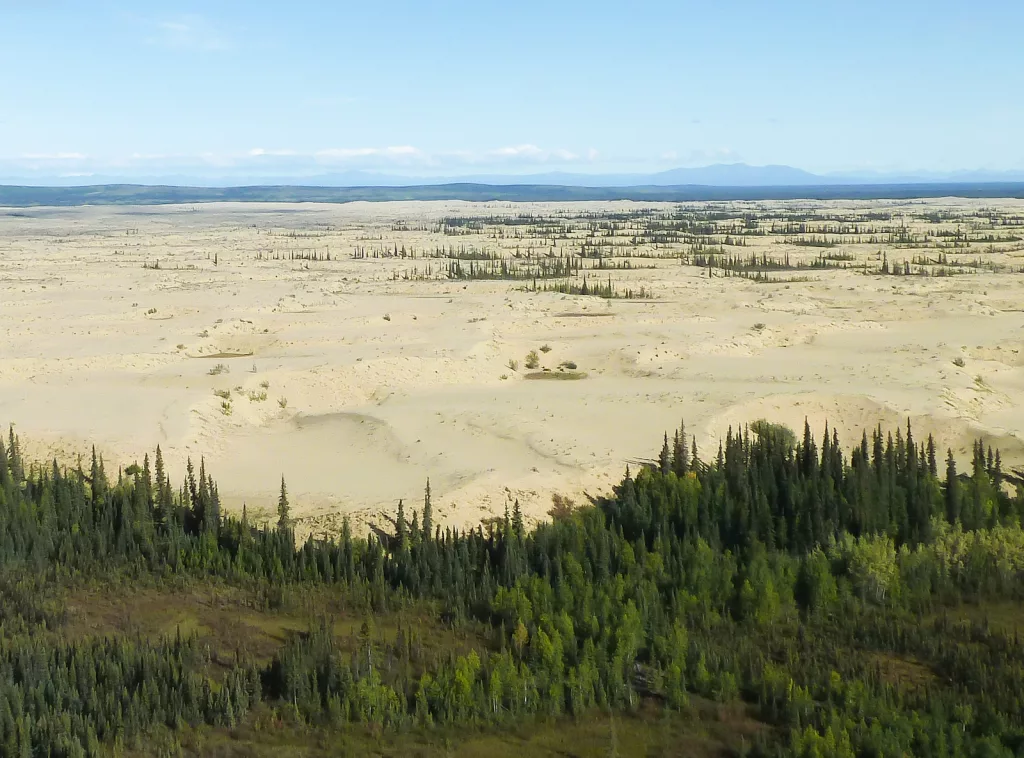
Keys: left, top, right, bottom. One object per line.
{"left": 4, "top": 181, "right": 1024, "bottom": 208}
{"left": 5, "top": 163, "right": 1024, "bottom": 189}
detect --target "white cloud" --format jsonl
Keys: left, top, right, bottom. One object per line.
{"left": 490, "top": 144, "right": 544, "bottom": 158}
{"left": 22, "top": 152, "right": 87, "bottom": 160}
{"left": 249, "top": 148, "right": 297, "bottom": 157}
{"left": 482, "top": 144, "right": 595, "bottom": 164}
{"left": 0, "top": 143, "right": 612, "bottom": 180}
{"left": 313, "top": 146, "right": 425, "bottom": 165}
{"left": 316, "top": 147, "right": 419, "bottom": 159}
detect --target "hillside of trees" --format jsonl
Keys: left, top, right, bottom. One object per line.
{"left": 2, "top": 418, "right": 1024, "bottom": 756}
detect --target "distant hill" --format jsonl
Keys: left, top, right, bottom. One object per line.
{"left": 649, "top": 164, "right": 825, "bottom": 186}
{"left": 3, "top": 181, "right": 1024, "bottom": 208}
{"left": 5, "top": 163, "right": 1024, "bottom": 190}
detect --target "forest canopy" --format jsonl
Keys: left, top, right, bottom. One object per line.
{"left": 2, "top": 418, "right": 1024, "bottom": 756}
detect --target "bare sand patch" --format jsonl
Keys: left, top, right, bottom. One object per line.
{"left": 3, "top": 198, "right": 1024, "bottom": 534}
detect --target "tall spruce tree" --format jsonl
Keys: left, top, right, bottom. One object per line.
{"left": 396, "top": 498, "right": 408, "bottom": 551}
{"left": 422, "top": 478, "right": 432, "bottom": 541}
{"left": 277, "top": 476, "right": 290, "bottom": 532}
{"left": 945, "top": 450, "right": 960, "bottom": 524}
{"left": 659, "top": 433, "right": 671, "bottom": 475}
{"left": 0, "top": 434, "right": 8, "bottom": 488}
{"left": 512, "top": 499, "right": 524, "bottom": 541}
{"left": 672, "top": 422, "right": 689, "bottom": 476}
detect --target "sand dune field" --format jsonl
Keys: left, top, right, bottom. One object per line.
{"left": 2, "top": 198, "right": 1024, "bottom": 534}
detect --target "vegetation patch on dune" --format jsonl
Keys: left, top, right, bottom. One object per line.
{"left": 192, "top": 350, "right": 255, "bottom": 359}
{"left": 523, "top": 370, "right": 588, "bottom": 380}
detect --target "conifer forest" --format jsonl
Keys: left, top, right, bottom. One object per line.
{"left": 3, "top": 416, "right": 1024, "bottom": 757}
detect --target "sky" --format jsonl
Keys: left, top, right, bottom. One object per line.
{"left": 1, "top": 0, "right": 1022, "bottom": 181}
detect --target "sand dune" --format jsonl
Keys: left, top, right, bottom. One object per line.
{"left": 3, "top": 198, "right": 1024, "bottom": 534}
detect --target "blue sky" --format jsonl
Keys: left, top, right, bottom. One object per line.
{"left": 1, "top": 1, "right": 1022, "bottom": 179}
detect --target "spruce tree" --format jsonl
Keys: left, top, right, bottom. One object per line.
{"left": 142, "top": 453, "right": 153, "bottom": 508}
{"left": 672, "top": 422, "right": 689, "bottom": 476}
{"left": 0, "top": 434, "right": 8, "bottom": 488}
{"left": 945, "top": 450, "right": 960, "bottom": 524}
{"left": 7, "top": 425, "right": 22, "bottom": 484}
{"left": 512, "top": 499, "right": 524, "bottom": 541}
{"left": 90, "top": 445, "right": 102, "bottom": 508}
{"left": 396, "top": 499, "right": 408, "bottom": 551}
{"left": 422, "top": 478, "right": 432, "bottom": 541}
{"left": 277, "top": 476, "right": 290, "bottom": 532}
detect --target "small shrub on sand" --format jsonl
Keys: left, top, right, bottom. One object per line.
{"left": 559, "top": 360, "right": 578, "bottom": 370}
{"left": 525, "top": 370, "right": 587, "bottom": 381}
{"left": 260, "top": 380, "right": 270, "bottom": 389}
{"left": 220, "top": 400, "right": 232, "bottom": 416}
{"left": 540, "top": 344, "right": 552, "bottom": 353}
{"left": 525, "top": 350, "right": 540, "bottom": 370}
{"left": 208, "top": 363, "right": 229, "bottom": 376}
{"left": 278, "top": 397, "right": 288, "bottom": 409}
{"left": 213, "top": 389, "right": 231, "bottom": 400}
{"left": 507, "top": 358, "right": 519, "bottom": 371}
{"left": 953, "top": 356, "right": 966, "bottom": 368}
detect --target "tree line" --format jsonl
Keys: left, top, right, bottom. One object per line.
{"left": 2, "top": 418, "right": 1024, "bottom": 755}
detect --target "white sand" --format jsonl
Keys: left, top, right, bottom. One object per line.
{"left": 2, "top": 198, "right": 1024, "bottom": 534}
